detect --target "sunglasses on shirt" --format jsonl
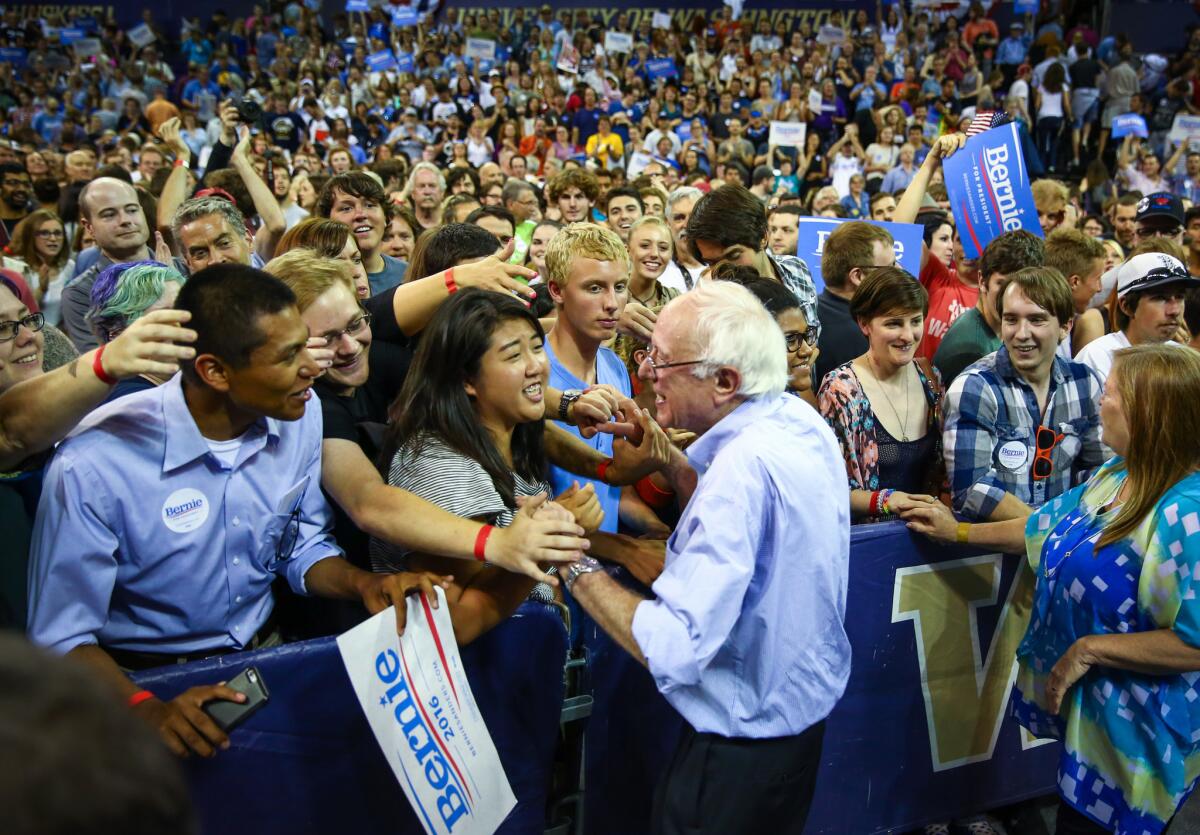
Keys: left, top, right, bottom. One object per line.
{"left": 1032, "top": 425, "right": 1065, "bottom": 481}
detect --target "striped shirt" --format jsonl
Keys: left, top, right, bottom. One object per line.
{"left": 370, "top": 433, "right": 553, "bottom": 575}
{"left": 942, "top": 346, "right": 1106, "bottom": 521}
{"left": 769, "top": 251, "right": 820, "bottom": 332}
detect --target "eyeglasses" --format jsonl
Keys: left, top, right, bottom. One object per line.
{"left": 316, "top": 311, "right": 371, "bottom": 348}
{"left": 784, "top": 328, "right": 819, "bottom": 352}
{"left": 276, "top": 505, "right": 301, "bottom": 563}
{"left": 0, "top": 312, "right": 44, "bottom": 342}
{"left": 1031, "top": 425, "right": 1064, "bottom": 481}
{"left": 35, "top": 229, "right": 64, "bottom": 239}
{"left": 641, "top": 350, "right": 705, "bottom": 382}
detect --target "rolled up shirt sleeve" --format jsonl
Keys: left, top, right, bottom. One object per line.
{"left": 943, "top": 372, "right": 1008, "bottom": 521}
{"left": 631, "top": 481, "right": 761, "bottom": 693}
{"left": 282, "top": 425, "right": 344, "bottom": 595}
{"left": 27, "top": 452, "right": 120, "bottom": 654}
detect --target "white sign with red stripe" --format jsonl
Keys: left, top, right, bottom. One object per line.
{"left": 338, "top": 590, "right": 516, "bottom": 835}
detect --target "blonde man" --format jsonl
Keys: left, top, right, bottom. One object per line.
{"left": 545, "top": 223, "right": 663, "bottom": 535}
{"left": 1032, "top": 179, "right": 1070, "bottom": 235}
{"left": 1043, "top": 227, "right": 1107, "bottom": 357}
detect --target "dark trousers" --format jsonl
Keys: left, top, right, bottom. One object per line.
{"left": 1056, "top": 803, "right": 1111, "bottom": 835}
{"left": 651, "top": 720, "right": 825, "bottom": 835}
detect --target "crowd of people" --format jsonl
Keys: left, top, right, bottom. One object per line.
{"left": 3, "top": 1, "right": 1200, "bottom": 834}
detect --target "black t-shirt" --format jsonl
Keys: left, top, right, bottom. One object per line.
{"left": 260, "top": 110, "right": 306, "bottom": 153}
{"left": 1069, "top": 58, "right": 1101, "bottom": 90}
{"left": 815, "top": 289, "right": 869, "bottom": 387}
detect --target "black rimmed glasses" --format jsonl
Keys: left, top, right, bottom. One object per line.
{"left": 0, "top": 312, "right": 44, "bottom": 342}
{"left": 783, "top": 328, "right": 819, "bottom": 352}
{"left": 276, "top": 506, "right": 301, "bottom": 563}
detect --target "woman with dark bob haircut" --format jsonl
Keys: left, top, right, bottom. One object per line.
{"left": 818, "top": 266, "right": 945, "bottom": 520}
{"left": 372, "top": 289, "right": 601, "bottom": 645}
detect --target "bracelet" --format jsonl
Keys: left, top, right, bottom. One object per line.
{"left": 956, "top": 522, "right": 972, "bottom": 544}
{"left": 635, "top": 475, "right": 675, "bottom": 510}
{"left": 879, "top": 489, "right": 895, "bottom": 516}
{"left": 869, "top": 490, "right": 881, "bottom": 516}
{"left": 444, "top": 267, "right": 458, "bottom": 295}
{"left": 92, "top": 344, "right": 118, "bottom": 385}
{"left": 127, "top": 689, "right": 155, "bottom": 708}
{"left": 596, "top": 458, "right": 613, "bottom": 484}
{"left": 173, "top": 157, "right": 190, "bottom": 169}
{"left": 473, "top": 524, "right": 493, "bottom": 561}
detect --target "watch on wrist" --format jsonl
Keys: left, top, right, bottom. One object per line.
{"left": 563, "top": 556, "right": 603, "bottom": 593}
{"left": 558, "top": 388, "right": 583, "bottom": 423}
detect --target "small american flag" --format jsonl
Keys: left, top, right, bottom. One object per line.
{"left": 965, "top": 110, "right": 1011, "bottom": 137}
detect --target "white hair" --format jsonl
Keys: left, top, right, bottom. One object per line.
{"left": 672, "top": 280, "right": 787, "bottom": 399}
{"left": 406, "top": 161, "right": 446, "bottom": 193}
{"left": 667, "top": 186, "right": 703, "bottom": 215}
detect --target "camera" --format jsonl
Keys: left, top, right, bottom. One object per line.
{"left": 232, "top": 95, "right": 262, "bottom": 123}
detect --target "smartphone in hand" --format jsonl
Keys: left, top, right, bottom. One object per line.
{"left": 203, "top": 666, "right": 270, "bottom": 733}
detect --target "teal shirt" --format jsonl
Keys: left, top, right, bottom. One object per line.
{"left": 932, "top": 307, "right": 1000, "bottom": 387}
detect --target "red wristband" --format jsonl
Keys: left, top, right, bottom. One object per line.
{"left": 127, "top": 689, "right": 155, "bottom": 708}
{"left": 869, "top": 490, "right": 880, "bottom": 516}
{"left": 635, "top": 475, "right": 675, "bottom": 510}
{"left": 473, "top": 524, "right": 493, "bottom": 561}
{"left": 444, "top": 267, "right": 457, "bottom": 294}
{"left": 93, "top": 344, "right": 118, "bottom": 385}
{"left": 596, "top": 458, "right": 613, "bottom": 484}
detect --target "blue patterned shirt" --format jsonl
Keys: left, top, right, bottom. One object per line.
{"left": 943, "top": 346, "right": 1106, "bottom": 521}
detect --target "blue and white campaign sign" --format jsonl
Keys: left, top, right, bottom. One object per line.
{"left": 604, "top": 31, "right": 633, "bottom": 53}
{"left": 338, "top": 591, "right": 516, "bottom": 835}
{"left": 1013, "top": 0, "right": 1039, "bottom": 14}
{"left": 1111, "top": 113, "right": 1149, "bottom": 139}
{"left": 796, "top": 217, "right": 924, "bottom": 294}
{"left": 59, "top": 27, "right": 85, "bottom": 45}
{"left": 367, "top": 49, "right": 398, "bottom": 72}
{"left": 127, "top": 22, "right": 156, "bottom": 48}
{"left": 465, "top": 37, "right": 496, "bottom": 63}
{"left": 392, "top": 5, "right": 420, "bottom": 27}
{"left": 645, "top": 58, "right": 678, "bottom": 81}
{"left": 0, "top": 47, "right": 27, "bottom": 67}
{"left": 769, "top": 120, "right": 806, "bottom": 148}
{"left": 942, "top": 123, "right": 1041, "bottom": 259}
{"left": 396, "top": 53, "right": 416, "bottom": 73}
{"left": 346, "top": 0, "right": 370, "bottom": 11}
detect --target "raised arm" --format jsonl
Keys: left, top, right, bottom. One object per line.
{"left": 229, "top": 127, "right": 286, "bottom": 261}
{"left": 0, "top": 311, "right": 196, "bottom": 471}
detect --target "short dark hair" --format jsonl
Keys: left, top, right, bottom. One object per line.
{"left": 768, "top": 204, "right": 803, "bottom": 220}
{"left": 740, "top": 276, "right": 801, "bottom": 316}
{"left": 686, "top": 184, "right": 768, "bottom": 261}
{"left": 465, "top": 205, "right": 516, "bottom": 229}
{"left": 998, "top": 265, "right": 1074, "bottom": 325}
{"left": 406, "top": 223, "right": 500, "bottom": 282}
{"left": 752, "top": 165, "right": 775, "bottom": 186}
{"left": 822, "top": 222, "right": 895, "bottom": 291}
{"left": 1185, "top": 288, "right": 1200, "bottom": 336}
{"left": 0, "top": 636, "right": 196, "bottom": 835}
{"left": 850, "top": 266, "right": 929, "bottom": 322}
{"left": 176, "top": 263, "right": 297, "bottom": 382}
{"left": 0, "top": 161, "right": 29, "bottom": 180}
{"left": 315, "top": 171, "right": 388, "bottom": 220}
{"left": 979, "top": 230, "right": 1045, "bottom": 283}
{"left": 603, "top": 185, "right": 644, "bottom": 214}
{"left": 1185, "top": 206, "right": 1200, "bottom": 228}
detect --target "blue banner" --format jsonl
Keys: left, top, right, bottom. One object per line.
{"left": 396, "top": 53, "right": 416, "bottom": 73}
{"left": 796, "top": 217, "right": 924, "bottom": 294}
{"left": 943, "top": 123, "right": 1042, "bottom": 259}
{"left": 59, "top": 27, "right": 86, "bottom": 45}
{"left": 345, "top": 0, "right": 370, "bottom": 10}
{"left": 391, "top": 5, "right": 420, "bottom": 26}
{"left": 1014, "top": 0, "right": 1039, "bottom": 14}
{"left": 1111, "top": 113, "right": 1149, "bottom": 139}
{"left": 645, "top": 58, "right": 678, "bottom": 81}
{"left": 367, "top": 22, "right": 387, "bottom": 42}
{"left": 366, "top": 49, "right": 398, "bottom": 72}
{"left": 0, "top": 47, "right": 27, "bottom": 68}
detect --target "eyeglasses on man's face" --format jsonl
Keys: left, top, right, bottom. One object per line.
{"left": 640, "top": 349, "right": 705, "bottom": 382}
{"left": 316, "top": 311, "right": 371, "bottom": 348}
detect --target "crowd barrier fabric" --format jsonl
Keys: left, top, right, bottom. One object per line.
{"left": 135, "top": 600, "right": 567, "bottom": 835}
{"left": 581, "top": 521, "right": 1060, "bottom": 835}
{"left": 136, "top": 523, "right": 1058, "bottom": 835}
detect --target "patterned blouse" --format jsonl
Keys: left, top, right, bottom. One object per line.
{"left": 1013, "top": 460, "right": 1200, "bottom": 835}
{"left": 817, "top": 359, "right": 945, "bottom": 496}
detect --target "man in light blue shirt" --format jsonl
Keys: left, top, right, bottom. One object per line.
{"left": 563, "top": 281, "right": 851, "bottom": 835}
{"left": 28, "top": 264, "right": 443, "bottom": 759}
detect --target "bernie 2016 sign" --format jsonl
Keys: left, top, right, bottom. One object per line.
{"left": 943, "top": 123, "right": 1042, "bottom": 260}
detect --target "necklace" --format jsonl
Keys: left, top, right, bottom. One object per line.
{"left": 630, "top": 283, "right": 658, "bottom": 308}
{"left": 866, "top": 356, "right": 913, "bottom": 441}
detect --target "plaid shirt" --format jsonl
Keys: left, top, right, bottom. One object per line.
{"left": 942, "top": 346, "right": 1106, "bottom": 521}
{"left": 768, "top": 251, "right": 820, "bottom": 332}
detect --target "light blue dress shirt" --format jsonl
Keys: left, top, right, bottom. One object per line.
{"left": 27, "top": 375, "right": 342, "bottom": 655}
{"left": 631, "top": 394, "right": 852, "bottom": 738}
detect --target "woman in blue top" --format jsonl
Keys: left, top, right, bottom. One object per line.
{"left": 906, "top": 345, "right": 1200, "bottom": 834}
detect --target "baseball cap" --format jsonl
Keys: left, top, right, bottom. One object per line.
{"left": 1135, "top": 192, "right": 1184, "bottom": 226}
{"left": 300, "top": 77, "right": 314, "bottom": 87}
{"left": 1114, "top": 252, "right": 1199, "bottom": 299}
{"left": 750, "top": 109, "right": 762, "bottom": 118}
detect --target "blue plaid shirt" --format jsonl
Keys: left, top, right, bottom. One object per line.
{"left": 942, "top": 346, "right": 1106, "bottom": 521}
{"left": 768, "top": 251, "right": 820, "bottom": 332}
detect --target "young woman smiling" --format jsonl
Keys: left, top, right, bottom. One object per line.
{"left": 818, "top": 267, "right": 944, "bottom": 520}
